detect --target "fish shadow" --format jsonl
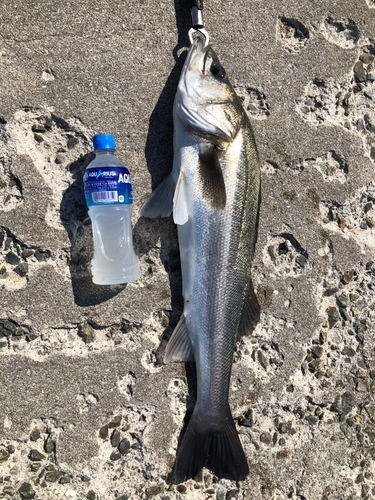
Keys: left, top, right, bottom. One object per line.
{"left": 133, "top": 0, "right": 199, "bottom": 482}
{"left": 133, "top": 0, "right": 192, "bottom": 315}
{"left": 60, "top": 153, "right": 126, "bottom": 306}
{"left": 162, "top": 360, "right": 198, "bottom": 485}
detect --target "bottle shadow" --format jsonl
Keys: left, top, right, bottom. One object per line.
{"left": 60, "top": 153, "right": 126, "bottom": 307}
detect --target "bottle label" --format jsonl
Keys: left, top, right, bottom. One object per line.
{"left": 83, "top": 166, "right": 133, "bottom": 206}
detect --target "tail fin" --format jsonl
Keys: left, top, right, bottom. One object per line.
{"left": 175, "top": 406, "right": 249, "bottom": 483}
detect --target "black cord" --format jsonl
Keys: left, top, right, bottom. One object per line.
{"left": 188, "top": 0, "right": 203, "bottom": 10}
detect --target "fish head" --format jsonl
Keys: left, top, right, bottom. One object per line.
{"left": 175, "top": 37, "right": 244, "bottom": 145}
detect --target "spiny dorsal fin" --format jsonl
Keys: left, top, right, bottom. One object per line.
{"left": 198, "top": 145, "right": 226, "bottom": 210}
{"left": 164, "top": 315, "right": 194, "bottom": 364}
{"left": 139, "top": 171, "right": 178, "bottom": 219}
{"left": 237, "top": 279, "right": 260, "bottom": 339}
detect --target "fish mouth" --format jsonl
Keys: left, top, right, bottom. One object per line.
{"left": 180, "top": 37, "right": 208, "bottom": 86}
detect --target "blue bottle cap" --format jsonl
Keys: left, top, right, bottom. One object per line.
{"left": 93, "top": 134, "right": 115, "bottom": 151}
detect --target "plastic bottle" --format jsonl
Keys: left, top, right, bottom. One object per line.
{"left": 83, "top": 134, "right": 139, "bottom": 285}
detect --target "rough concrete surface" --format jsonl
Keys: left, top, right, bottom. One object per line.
{"left": 0, "top": 0, "right": 375, "bottom": 499}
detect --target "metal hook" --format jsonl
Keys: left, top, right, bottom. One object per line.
{"left": 189, "top": 4, "right": 210, "bottom": 48}
{"left": 188, "top": 27, "right": 210, "bottom": 48}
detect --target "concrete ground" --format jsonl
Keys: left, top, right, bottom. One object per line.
{"left": 0, "top": 0, "right": 375, "bottom": 499}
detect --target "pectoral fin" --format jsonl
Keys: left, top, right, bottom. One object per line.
{"left": 164, "top": 315, "right": 194, "bottom": 364}
{"left": 198, "top": 146, "right": 226, "bottom": 210}
{"left": 173, "top": 171, "right": 189, "bottom": 225}
{"left": 237, "top": 279, "right": 260, "bottom": 338}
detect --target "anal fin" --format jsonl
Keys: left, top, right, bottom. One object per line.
{"left": 238, "top": 279, "right": 260, "bottom": 338}
{"left": 164, "top": 315, "right": 194, "bottom": 364}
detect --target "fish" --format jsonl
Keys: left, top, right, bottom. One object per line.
{"left": 141, "top": 35, "right": 261, "bottom": 482}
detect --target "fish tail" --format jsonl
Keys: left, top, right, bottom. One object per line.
{"left": 175, "top": 405, "right": 249, "bottom": 483}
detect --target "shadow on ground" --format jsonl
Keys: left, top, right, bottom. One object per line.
{"left": 133, "top": 0, "right": 199, "bottom": 482}
{"left": 133, "top": 0, "right": 192, "bottom": 313}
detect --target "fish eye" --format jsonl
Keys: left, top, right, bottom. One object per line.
{"left": 211, "top": 65, "right": 225, "bottom": 79}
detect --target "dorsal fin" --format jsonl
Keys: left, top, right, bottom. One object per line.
{"left": 198, "top": 146, "right": 226, "bottom": 210}
{"left": 139, "top": 171, "right": 178, "bottom": 219}
{"left": 237, "top": 279, "right": 260, "bottom": 339}
{"left": 164, "top": 315, "right": 194, "bottom": 364}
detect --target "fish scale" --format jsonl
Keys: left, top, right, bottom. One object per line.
{"left": 185, "top": 129, "right": 258, "bottom": 413}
